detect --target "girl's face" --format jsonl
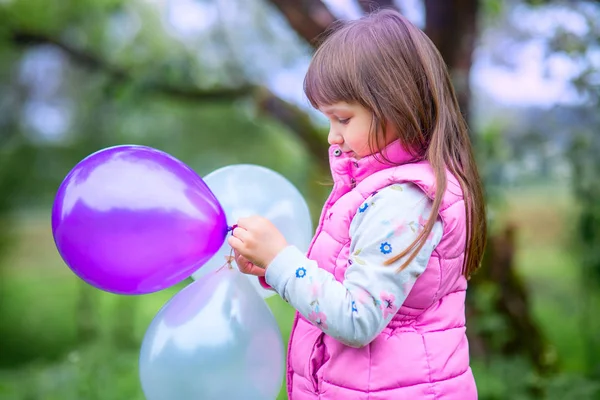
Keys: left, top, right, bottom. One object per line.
{"left": 320, "top": 102, "right": 396, "bottom": 159}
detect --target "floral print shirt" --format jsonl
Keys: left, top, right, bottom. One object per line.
{"left": 265, "top": 183, "right": 443, "bottom": 347}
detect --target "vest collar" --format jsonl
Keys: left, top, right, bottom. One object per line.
{"left": 328, "top": 140, "right": 418, "bottom": 188}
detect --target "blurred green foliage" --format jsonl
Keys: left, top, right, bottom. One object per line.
{"left": 1, "top": 0, "right": 600, "bottom": 399}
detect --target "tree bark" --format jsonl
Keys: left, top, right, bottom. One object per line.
{"left": 266, "top": 0, "right": 337, "bottom": 47}
{"left": 424, "top": 0, "right": 478, "bottom": 122}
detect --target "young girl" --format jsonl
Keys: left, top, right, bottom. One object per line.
{"left": 228, "top": 9, "right": 486, "bottom": 400}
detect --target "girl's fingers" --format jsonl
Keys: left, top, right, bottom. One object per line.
{"left": 244, "top": 264, "right": 266, "bottom": 277}
{"left": 233, "top": 251, "right": 265, "bottom": 277}
{"left": 227, "top": 235, "right": 244, "bottom": 250}
{"left": 232, "top": 227, "right": 250, "bottom": 243}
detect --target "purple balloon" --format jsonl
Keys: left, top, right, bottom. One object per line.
{"left": 51, "top": 145, "right": 228, "bottom": 295}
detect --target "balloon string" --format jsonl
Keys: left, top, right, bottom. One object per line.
{"left": 217, "top": 245, "right": 235, "bottom": 272}
{"left": 217, "top": 225, "right": 237, "bottom": 271}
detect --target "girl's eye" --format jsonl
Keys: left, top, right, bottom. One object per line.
{"left": 338, "top": 118, "right": 350, "bottom": 125}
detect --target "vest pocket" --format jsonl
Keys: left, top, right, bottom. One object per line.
{"left": 308, "top": 332, "right": 329, "bottom": 392}
{"left": 290, "top": 319, "right": 331, "bottom": 393}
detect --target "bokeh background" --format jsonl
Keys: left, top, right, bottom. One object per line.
{"left": 1, "top": 0, "right": 599, "bottom": 399}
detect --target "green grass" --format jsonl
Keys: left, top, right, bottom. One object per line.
{"left": 0, "top": 342, "right": 148, "bottom": 400}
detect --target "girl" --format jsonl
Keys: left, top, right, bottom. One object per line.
{"left": 228, "top": 9, "right": 486, "bottom": 400}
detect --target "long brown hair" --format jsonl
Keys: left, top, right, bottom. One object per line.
{"left": 303, "top": 10, "right": 486, "bottom": 278}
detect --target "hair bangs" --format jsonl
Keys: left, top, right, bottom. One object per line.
{"left": 303, "top": 27, "right": 363, "bottom": 109}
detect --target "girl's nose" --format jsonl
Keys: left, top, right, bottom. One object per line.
{"left": 328, "top": 129, "right": 343, "bottom": 146}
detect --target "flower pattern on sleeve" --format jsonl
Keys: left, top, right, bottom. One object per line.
{"left": 295, "top": 267, "right": 307, "bottom": 278}
{"left": 308, "top": 310, "right": 328, "bottom": 330}
{"left": 380, "top": 242, "right": 392, "bottom": 254}
{"left": 380, "top": 291, "right": 398, "bottom": 319}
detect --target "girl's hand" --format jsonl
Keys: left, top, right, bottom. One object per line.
{"left": 233, "top": 250, "right": 265, "bottom": 277}
{"left": 227, "top": 216, "right": 288, "bottom": 270}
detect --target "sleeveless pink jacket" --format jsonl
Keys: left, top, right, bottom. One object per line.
{"left": 285, "top": 141, "right": 477, "bottom": 399}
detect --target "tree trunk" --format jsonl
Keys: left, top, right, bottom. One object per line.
{"left": 424, "top": 0, "right": 478, "bottom": 124}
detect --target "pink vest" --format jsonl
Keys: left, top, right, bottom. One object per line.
{"left": 286, "top": 141, "right": 477, "bottom": 399}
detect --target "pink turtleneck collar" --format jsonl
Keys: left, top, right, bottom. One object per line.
{"left": 328, "top": 140, "right": 419, "bottom": 188}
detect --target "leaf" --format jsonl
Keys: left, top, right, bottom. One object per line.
{"left": 354, "top": 257, "right": 366, "bottom": 265}
{"left": 409, "top": 222, "right": 417, "bottom": 232}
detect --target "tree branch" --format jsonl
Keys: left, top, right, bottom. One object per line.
{"left": 266, "top": 0, "right": 337, "bottom": 47}
{"left": 10, "top": 29, "right": 330, "bottom": 169}
{"left": 11, "top": 31, "right": 254, "bottom": 103}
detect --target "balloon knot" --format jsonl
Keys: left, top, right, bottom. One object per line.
{"left": 217, "top": 247, "right": 235, "bottom": 270}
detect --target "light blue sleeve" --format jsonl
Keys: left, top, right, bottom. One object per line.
{"left": 264, "top": 183, "right": 443, "bottom": 348}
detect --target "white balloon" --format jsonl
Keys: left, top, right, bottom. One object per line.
{"left": 192, "top": 164, "right": 313, "bottom": 298}
{"left": 140, "top": 267, "right": 285, "bottom": 400}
